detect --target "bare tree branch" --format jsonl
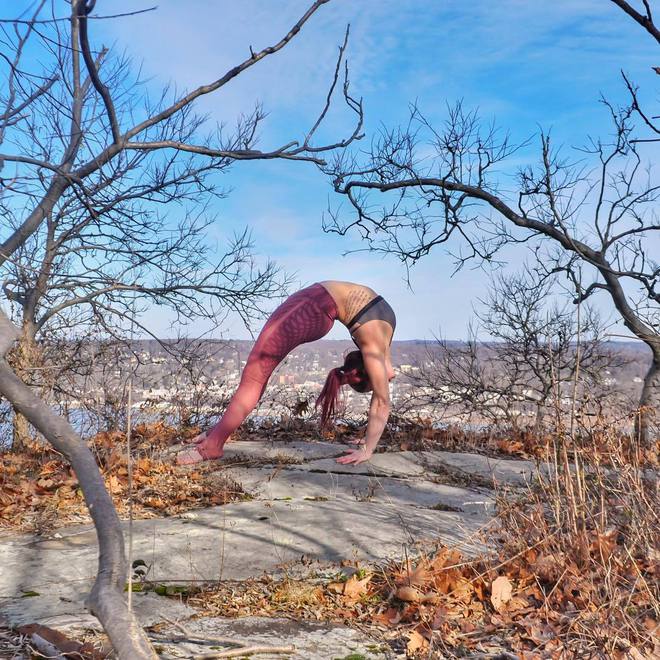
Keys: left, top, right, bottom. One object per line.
{"left": 0, "top": 312, "right": 156, "bottom": 659}
{"left": 609, "top": 0, "right": 660, "bottom": 44}
{"left": 0, "top": 0, "right": 362, "bottom": 655}
{"left": 325, "top": 100, "right": 659, "bottom": 442}
{"left": 76, "top": 0, "right": 121, "bottom": 144}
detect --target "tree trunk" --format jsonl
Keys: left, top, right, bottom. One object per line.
{"left": 533, "top": 403, "right": 545, "bottom": 435}
{"left": 8, "top": 321, "right": 43, "bottom": 452}
{"left": 8, "top": 328, "right": 40, "bottom": 451}
{"left": 12, "top": 411, "right": 31, "bottom": 451}
{"left": 0, "top": 314, "right": 156, "bottom": 659}
{"left": 636, "top": 350, "right": 660, "bottom": 445}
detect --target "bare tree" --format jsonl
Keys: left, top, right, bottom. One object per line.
{"left": 609, "top": 1, "right": 660, "bottom": 142}
{"left": 404, "top": 271, "right": 619, "bottom": 431}
{"left": 611, "top": 1, "right": 660, "bottom": 49}
{"left": 0, "top": 0, "right": 362, "bottom": 656}
{"left": 325, "top": 91, "right": 659, "bottom": 443}
{"left": 0, "top": 0, "right": 362, "bottom": 450}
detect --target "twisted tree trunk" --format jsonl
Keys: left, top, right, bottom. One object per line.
{"left": 8, "top": 327, "right": 40, "bottom": 451}
{"left": 0, "top": 313, "right": 156, "bottom": 659}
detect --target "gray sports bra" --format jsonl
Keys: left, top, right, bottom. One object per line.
{"left": 346, "top": 295, "right": 397, "bottom": 335}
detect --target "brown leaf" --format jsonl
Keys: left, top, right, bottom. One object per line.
{"left": 36, "top": 477, "right": 55, "bottom": 492}
{"left": 106, "top": 475, "right": 123, "bottom": 494}
{"left": 373, "top": 606, "right": 401, "bottom": 627}
{"left": 507, "top": 595, "right": 530, "bottom": 613}
{"left": 405, "top": 561, "right": 431, "bottom": 587}
{"left": 430, "top": 605, "right": 447, "bottom": 630}
{"left": 589, "top": 529, "right": 618, "bottom": 561}
{"left": 341, "top": 574, "right": 371, "bottom": 602}
{"left": 473, "top": 579, "right": 488, "bottom": 602}
{"left": 453, "top": 576, "right": 474, "bottom": 604}
{"left": 396, "top": 585, "right": 423, "bottom": 602}
{"left": 406, "top": 629, "right": 428, "bottom": 655}
{"left": 533, "top": 553, "right": 565, "bottom": 582}
{"left": 17, "top": 623, "right": 103, "bottom": 659}
{"left": 491, "top": 575, "right": 512, "bottom": 612}
{"left": 460, "top": 619, "right": 477, "bottom": 633}
{"left": 144, "top": 496, "right": 167, "bottom": 509}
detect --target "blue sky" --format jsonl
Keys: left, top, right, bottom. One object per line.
{"left": 12, "top": 0, "right": 660, "bottom": 340}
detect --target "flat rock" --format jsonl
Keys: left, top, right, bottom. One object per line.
{"left": 0, "top": 448, "right": 510, "bottom": 636}
{"left": 1, "top": 591, "right": 195, "bottom": 629}
{"left": 154, "top": 616, "right": 389, "bottom": 659}
{"left": 221, "top": 439, "right": 343, "bottom": 463}
{"left": 0, "top": 497, "right": 484, "bottom": 627}
{"left": 422, "top": 451, "right": 537, "bottom": 486}
{"left": 225, "top": 465, "right": 494, "bottom": 515}
{"left": 296, "top": 451, "right": 427, "bottom": 477}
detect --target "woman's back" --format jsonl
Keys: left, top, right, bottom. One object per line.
{"left": 318, "top": 280, "right": 378, "bottom": 326}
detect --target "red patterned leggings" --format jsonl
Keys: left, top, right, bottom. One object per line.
{"left": 205, "top": 284, "right": 338, "bottom": 450}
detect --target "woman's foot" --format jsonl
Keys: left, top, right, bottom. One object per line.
{"left": 176, "top": 438, "right": 224, "bottom": 465}
{"left": 183, "top": 430, "right": 207, "bottom": 445}
{"left": 182, "top": 430, "right": 234, "bottom": 446}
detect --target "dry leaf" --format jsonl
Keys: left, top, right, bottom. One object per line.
{"left": 430, "top": 605, "right": 447, "bottom": 631}
{"left": 106, "top": 475, "right": 123, "bottom": 494}
{"left": 490, "top": 575, "right": 512, "bottom": 612}
{"left": 507, "top": 595, "right": 530, "bottom": 613}
{"left": 396, "top": 585, "right": 423, "bottom": 602}
{"left": 341, "top": 574, "right": 371, "bottom": 602}
{"left": 460, "top": 619, "right": 477, "bottom": 633}
{"left": 533, "top": 553, "right": 564, "bottom": 582}
{"left": 406, "top": 561, "right": 430, "bottom": 587}
{"left": 406, "top": 629, "right": 427, "bottom": 654}
{"left": 144, "top": 496, "right": 167, "bottom": 509}
{"left": 373, "top": 607, "right": 401, "bottom": 627}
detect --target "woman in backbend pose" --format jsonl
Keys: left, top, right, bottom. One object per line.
{"left": 176, "top": 281, "right": 396, "bottom": 466}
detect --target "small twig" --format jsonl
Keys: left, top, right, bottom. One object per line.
{"left": 194, "top": 646, "right": 295, "bottom": 659}
{"left": 160, "top": 616, "right": 237, "bottom": 646}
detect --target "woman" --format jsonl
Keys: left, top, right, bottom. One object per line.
{"left": 176, "top": 281, "right": 396, "bottom": 466}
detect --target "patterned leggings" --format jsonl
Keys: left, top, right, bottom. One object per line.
{"left": 205, "top": 284, "right": 338, "bottom": 450}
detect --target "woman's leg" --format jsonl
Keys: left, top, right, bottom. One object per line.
{"left": 193, "top": 365, "right": 272, "bottom": 459}
{"left": 177, "top": 285, "right": 337, "bottom": 463}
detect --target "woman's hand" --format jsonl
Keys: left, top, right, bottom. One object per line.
{"left": 336, "top": 445, "right": 373, "bottom": 465}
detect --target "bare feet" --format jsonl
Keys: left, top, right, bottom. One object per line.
{"left": 182, "top": 430, "right": 234, "bottom": 446}
{"left": 183, "top": 430, "right": 207, "bottom": 445}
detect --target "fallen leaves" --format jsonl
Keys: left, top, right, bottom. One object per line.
{"left": 341, "top": 574, "right": 372, "bottom": 602}
{"left": 405, "top": 629, "right": 428, "bottom": 655}
{"left": 16, "top": 623, "right": 105, "bottom": 660}
{"left": 327, "top": 573, "right": 372, "bottom": 603}
{"left": 395, "top": 585, "right": 424, "bottom": 602}
{"left": 180, "top": 534, "right": 658, "bottom": 659}
{"left": 0, "top": 422, "right": 245, "bottom": 532}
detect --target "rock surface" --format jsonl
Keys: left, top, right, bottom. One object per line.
{"left": 152, "top": 616, "right": 389, "bottom": 659}
{"left": 0, "top": 438, "right": 535, "bottom": 654}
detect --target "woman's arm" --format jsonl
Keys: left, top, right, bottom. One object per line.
{"left": 337, "top": 345, "right": 391, "bottom": 465}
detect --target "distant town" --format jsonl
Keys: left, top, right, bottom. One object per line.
{"left": 65, "top": 339, "right": 651, "bottom": 426}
